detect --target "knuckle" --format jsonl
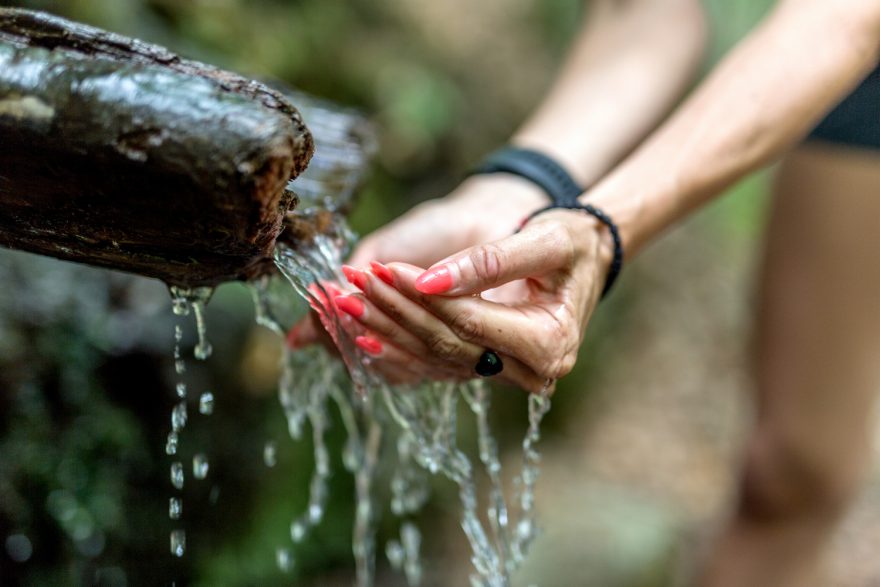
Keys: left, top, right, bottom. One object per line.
{"left": 538, "top": 220, "right": 576, "bottom": 265}
{"left": 381, "top": 301, "right": 405, "bottom": 324}
{"left": 450, "top": 308, "right": 484, "bottom": 342}
{"left": 543, "top": 352, "right": 577, "bottom": 380}
{"left": 469, "top": 244, "right": 505, "bottom": 284}
{"left": 425, "top": 332, "right": 461, "bottom": 361}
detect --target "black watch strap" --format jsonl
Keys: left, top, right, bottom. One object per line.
{"left": 470, "top": 146, "right": 584, "bottom": 205}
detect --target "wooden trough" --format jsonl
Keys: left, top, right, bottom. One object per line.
{"left": 0, "top": 8, "right": 315, "bottom": 286}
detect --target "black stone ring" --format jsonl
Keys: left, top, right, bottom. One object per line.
{"left": 475, "top": 350, "right": 503, "bottom": 377}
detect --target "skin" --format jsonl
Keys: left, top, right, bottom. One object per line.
{"left": 329, "top": 0, "right": 880, "bottom": 389}
{"left": 290, "top": 0, "right": 880, "bottom": 583}
{"left": 291, "top": 0, "right": 710, "bottom": 373}
{"left": 698, "top": 143, "right": 880, "bottom": 587}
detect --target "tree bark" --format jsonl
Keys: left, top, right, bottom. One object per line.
{"left": 0, "top": 8, "right": 315, "bottom": 287}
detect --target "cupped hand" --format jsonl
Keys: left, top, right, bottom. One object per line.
{"left": 287, "top": 175, "right": 546, "bottom": 349}
{"left": 335, "top": 210, "right": 614, "bottom": 393}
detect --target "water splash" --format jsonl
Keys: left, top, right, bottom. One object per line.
{"left": 198, "top": 392, "right": 214, "bottom": 415}
{"left": 165, "top": 432, "right": 179, "bottom": 456}
{"left": 170, "top": 529, "right": 185, "bottom": 558}
{"left": 276, "top": 547, "right": 294, "bottom": 572}
{"left": 169, "top": 286, "right": 214, "bottom": 361}
{"left": 263, "top": 442, "right": 277, "bottom": 468}
{"left": 169, "top": 498, "right": 182, "bottom": 520}
{"left": 192, "top": 454, "right": 209, "bottom": 480}
{"left": 171, "top": 401, "right": 187, "bottom": 432}
{"left": 165, "top": 286, "right": 216, "bottom": 561}
{"left": 245, "top": 92, "right": 552, "bottom": 586}
{"left": 156, "top": 92, "right": 550, "bottom": 583}
{"left": 173, "top": 325, "right": 186, "bottom": 374}
{"left": 269, "top": 223, "right": 551, "bottom": 586}
{"left": 170, "top": 462, "right": 184, "bottom": 490}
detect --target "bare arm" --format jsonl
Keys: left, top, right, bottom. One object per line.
{"left": 349, "top": 0, "right": 880, "bottom": 390}
{"left": 512, "top": 0, "right": 709, "bottom": 186}
{"left": 345, "top": 0, "right": 709, "bottom": 269}
{"left": 587, "top": 0, "right": 880, "bottom": 256}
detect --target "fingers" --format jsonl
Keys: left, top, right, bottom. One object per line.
{"left": 349, "top": 264, "right": 549, "bottom": 391}
{"left": 337, "top": 293, "right": 428, "bottom": 359}
{"left": 353, "top": 335, "right": 440, "bottom": 385}
{"left": 386, "top": 262, "right": 579, "bottom": 379}
{"left": 413, "top": 221, "right": 574, "bottom": 296}
{"left": 353, "top": 266, "right": 487, "bottom": 366}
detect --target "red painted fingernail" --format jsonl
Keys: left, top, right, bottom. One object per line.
{"left": 415, "top": 264, "right": 453, "bottom": 294}
{"left": 325, "top": 282, "right": 343, "bottom": 297}
{"left": 355, "top": 335, "right": 382, "bottom": 355}
{"left": 342, "top": 265, "right": 367, "bottom": 291}
{"left": 334, "top": 295, "right": 364, "bottom": 318}
{"left": 369, "top": 261, "right": 394, "bottom": 286}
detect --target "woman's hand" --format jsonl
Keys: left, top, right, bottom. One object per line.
{"left": 346, "top": 174, "right": 546, "bottom": 268}
{"left": 287, "top": 175, "right": 546, "bottom": 349}
{"left": 335, "top": 210, "right": 614, "bottom": 393}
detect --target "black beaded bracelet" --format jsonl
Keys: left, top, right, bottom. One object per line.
{"left": 519, "top": 202, "right": 623, "bottom": 298}
{"left": 472, "top": 146, "right": 624, "bottom": 298}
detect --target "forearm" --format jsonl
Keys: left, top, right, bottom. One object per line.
{"left": 512, "top": 0, "right": 708, "bottom": 186}
{"left": 587, "top": 0, "right": 880, "bottom": 256}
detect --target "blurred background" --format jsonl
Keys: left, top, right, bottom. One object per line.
{"left": 2, "top": 0, "right": 880, "bottom": 585}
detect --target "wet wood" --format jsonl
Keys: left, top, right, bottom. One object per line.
{"left": 0, "top": 8, "right": 314, "bottom": 286}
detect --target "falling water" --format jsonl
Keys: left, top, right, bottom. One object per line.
{"left": 158, "top": 91, "right": 552, "bottom": 584}
{"left": 249, "top": 91, "right": 553, "bottom": 586}
{"left": 165, "top": 286, "right": 215, "bottom": 560}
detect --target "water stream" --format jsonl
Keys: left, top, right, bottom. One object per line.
{"left": 165, "top": 286, "right": 215, "bottom": 559}
{"left": 165, "top": 93, "right": 552, "bottom": 585}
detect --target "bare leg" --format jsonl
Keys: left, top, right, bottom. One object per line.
{"left": 699, "top": 143, "right": 880, "bottom": 587}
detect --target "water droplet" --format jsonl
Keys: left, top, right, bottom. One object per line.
{"left": 173, "top": 326, "right": 186, "bottom": 374}
{"left": 263, "top": 442, "right": 277, "bottom": 467}
{"left": 198, "top": 392, "right": 214, "bottom": 415}
{"left": 192, "top": 454, "right": 209, "bottom": 480}
{"left": 276, "top": 547, "right": 294, "bottom": 572}
{"left": 170, "top": 529, "right": 185, "bottom": 557}
{"left": 193, "top": 339, "right": 212, "bottom": 361}
{"left": 192, "top": 297, "right": 212, "bottom": 360}
{"left": 169, "top": 498, "right": 182, "bottom": 520}
{"left": 170, "top": 462, "right": 184, "bottom": 490}
{"left": 165, "top": 432, "right": 178, "bottom": 455}
{"left": 386, "top": 540, "right": 404, "bottom": 569}
{"left": 171, "top": 402, "right": 187, "bottom": 432}
{"left": 290, "top": 521, "right": 306, "bottom": 543}
{"left": 175, "top": 382, "right": 187, "bottom": 399}
{"left": 308, "top": 503, "right": 323, "bottom": 524}
{"left": 170, "top": 288, "right": 190, "bottom": 316}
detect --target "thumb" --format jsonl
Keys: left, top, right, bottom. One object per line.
{"left": 414, "top": 223, "right": 570, "bottom": 296}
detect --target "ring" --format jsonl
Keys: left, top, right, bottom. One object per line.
{"left": 475, "top": 350, "right": 503, "bottom": 377}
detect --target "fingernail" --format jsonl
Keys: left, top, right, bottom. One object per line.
{"left": 415, "top": 264, "right": 453, "bottom": 294}
{"left": 369, "top": 261, "right": 394, "bottom": 286}
{"left": 342, "top": 265, "right": 367, "bottom": 291}
{"left": 355, "top": 335, "right": 382, "bottom": 355}
{"left": 334, "top": 295, "right": 364, "bottom": 318}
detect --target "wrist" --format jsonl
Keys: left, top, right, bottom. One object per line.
{"left": 452, "top": 174, "right": 548, "bottom": 209}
